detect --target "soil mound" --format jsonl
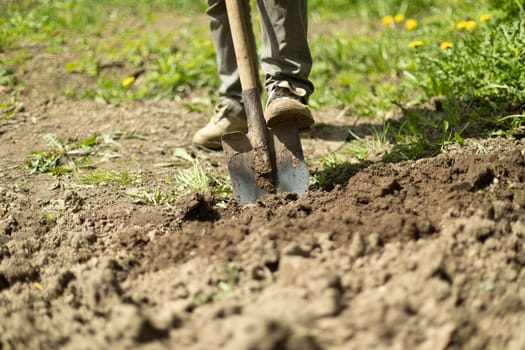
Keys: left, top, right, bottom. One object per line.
{"left": 1, "top": 98, "right": 524, "bottom": 349}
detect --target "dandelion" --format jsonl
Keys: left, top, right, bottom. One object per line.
{"left": 122, "top": 76, "right": 135, "bottom": 88}
{"left": 456, "top": 21, "right": 467, "bottom": 29}
{"left": 394, "top": 13, "right": 405, "bottom": 22}
{"left": 408, "top": 40, "right": 424, "bottom": 49}
{"left": 405, "top": 18, "right": 418, "bottom": 30}
{"left": 440, "top": 41, "right": 454, "bottom": 50}
{"left": 382, "top": 15, "right": 394, "bottom": 27}
{"left": 457, "top": 20, "right": 476, "bottom": 30}
{"left": 480, "top": 13, "right": 491, "bottom": 22}
{"left": 465, "top": 20, "right": 477, "bottom": 30}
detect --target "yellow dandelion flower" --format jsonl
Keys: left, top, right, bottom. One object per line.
{"left": 440, "top": 41, "right": 454, "bottom": 50}
{"left": 382, "top": 15, "right": 394, "bottom": 27}
{"left": 465, "top": 20, "right": 477, "bottom": 30}
{"left": 405, "top": 18, "right": 418, "bottom": 30}
{"left": 456, "top": 20, "right": 467, "bottom": 29}
{"left": 408, "top": 40, "right": 424, "bottom": 49}
{"left": 121, "top": 76, "right": 136, "bottom": 88}
{"left": 394, "top": 13, "right": 405, "bottom": 22}
{"left": 480, "top": 13, "right": 491, "bottom": 22}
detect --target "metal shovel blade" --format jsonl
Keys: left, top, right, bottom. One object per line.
{"left": 221, "top": 0, "right": 309, "bottom": 205}
{"left": 222, "top": 124, "right": 309, "bottom": 204}
{"left": 270, "top": 125, "right": 309, "bottom": 195}
{"left": 222, "top": 131, "right": 268, "bottom": 204}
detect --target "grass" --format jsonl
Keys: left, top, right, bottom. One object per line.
{"left": 193, "top": 265, "right": 239, "bottom": 306}
{"left": 127, "top": 188, "right": 175, "bottom": 206}
{"left": 345, "top": 124, "right": 392, "bottom": 161}
{"left": 168, "top": 148, "right": 232, "bottom": 205}
{"left": 80, "top": 169, "right": 142, "bottom": 187}
{"left": 25, "top": 133, "right": 101, "bottom": 175}
{"left": 25, "top": 132, "right": 231, "bottom": 206}
{"left": 127, "top": 148, "right": 231, "bottom": 207}
{"left": 311, "top": 1, "right": 523, "bottom": 171}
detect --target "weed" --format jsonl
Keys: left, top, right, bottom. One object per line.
{"left": 411, "top": 18, "right": 525, "bottom": 104}
{"left": 169, "top": 148, "right": 232, "bottom": 203}
{"left": 126, "top": 148, "right": 231, "bottom": 207}
{"left": 25, "top": 133, "right": 117, "bottom": 175}
{"left": 310, "top": 152, "right": 354, "bottom": 189}
{"left": 472, "top": 141, "right": 489, "bottom": 155}
{"left": 26, "top": 134, "right": 66, "bottom": 174}
{"left": 113, "top": 130, "right": 148, "bottom": 141}
{"left": 26, "top": 150, "right": 63, "bottom": 174}
{"left": 493, "top": 114, "right": 525, "bottom": 137}
{"left": 80, "top": 169, "right": 142, "bottom": 187}
{"left": 0, "top": 97, "right": 22, "bottom": 120}
{"left": 345, "top": 124, "right": 392, "bottom": 160}
{"left": 0, "top": 66, "right": 16, "bottom": 87}
{"left": 383, "top": 140, "right": 429, "bottom": 162}
{"left": 41, "top": 210, "right": 62, "bottom": 224}
{"left": 171, "top": 160, "right": 212, "bottom": 195}
{"left": 193, "top": 265, "right": 239, "bottom": 307}
{"left": 127, "top": 188, "right": 174, "bottom": 206}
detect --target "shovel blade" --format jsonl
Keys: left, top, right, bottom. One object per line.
{"left": 270, "top": 125, "right": 309, "bottom": 195}
{"left": 222, "top": 131, "right": 268, "bottom": 204}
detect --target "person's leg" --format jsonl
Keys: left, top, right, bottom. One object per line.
{"left": 193, "top": 0, "right": 258, "bottom": 149}
{"left": 257, "top": 0, "right": 314, "bottom": 99}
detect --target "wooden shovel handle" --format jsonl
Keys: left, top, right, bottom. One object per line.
{"left": 225, "top": 0, "right": 258, "bottom": 91}
{"left": 225, "top": 0, "right": 269, "bottom": 150}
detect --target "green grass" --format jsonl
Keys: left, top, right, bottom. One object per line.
{"left": 24, "top": 133, "right": 124, "bottom": 175}
{"left": 127, "top": 188, "right": 175, "bottom": 206}
{"left": 25, "top": 133, "right": 93, "bottom": 174}
{"left": 0, "top": 65, "right": 17, "bottom": 86}
{"left": 25, "top": 133, "right": 231, "bottom": 207}
{"left": 80, "top": 169, "right": 142, "bottom": 186}
{"left": 168, "top": 148, "right": 232, "bottom": 204}
{"left": 126, "top": 148, "right": 231, "bottom": 207}
{"left": 193, "top": 265, "right": 239, "bottom": 306}
{"left": 310, "top": 1, "right": 524, "bottom": 166}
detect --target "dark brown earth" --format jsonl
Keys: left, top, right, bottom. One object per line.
{"left": 1, "top": 17, "right": 525, "bottom": 350}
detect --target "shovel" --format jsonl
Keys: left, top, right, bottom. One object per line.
{"left": 222, "top": 0, "right": 309, "bottom": 204}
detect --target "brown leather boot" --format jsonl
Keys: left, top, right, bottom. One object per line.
{"left": 192, "top": 97, "right": 248, "bottom": 150}
{"left": 265, "top": 81, "right": 314, "bottom": 130}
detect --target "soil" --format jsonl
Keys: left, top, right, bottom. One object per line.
{"left": 1, "top": 14, "right": 525, "bottom": 350}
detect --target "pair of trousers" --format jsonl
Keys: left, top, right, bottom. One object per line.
{"left": 206, "top": 0, "right": 314, "bottom": 102}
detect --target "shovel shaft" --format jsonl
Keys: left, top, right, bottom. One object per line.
{"left": 225, "top": 0, "right": 275, "bottom": 193}
{"left": 224, "top": 0, "right": 257, "bottom": 91}
{"left": 225, "top": 0, "right": 268, "bottom": 144}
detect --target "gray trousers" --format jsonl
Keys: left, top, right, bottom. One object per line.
{"left": 206, "top": 0, "right": 314, "bottom": 102}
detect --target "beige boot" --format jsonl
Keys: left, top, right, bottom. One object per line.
{"left": 192, "top": 97, "right": 248, "bottom": 149}
{"left": 265, "top": 81, "right": 314, "bottom": 130}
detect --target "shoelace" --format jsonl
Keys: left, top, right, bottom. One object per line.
{"left": 267, "top": 81, "right": 308, "bottom": 106}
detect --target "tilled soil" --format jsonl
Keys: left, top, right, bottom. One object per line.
{"left": 0, "top": 95, "right": 524, "bottom": 350}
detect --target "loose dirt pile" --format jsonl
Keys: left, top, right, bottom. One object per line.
{"left": 0, "top": 94, "right": 524, "bottom": 350}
